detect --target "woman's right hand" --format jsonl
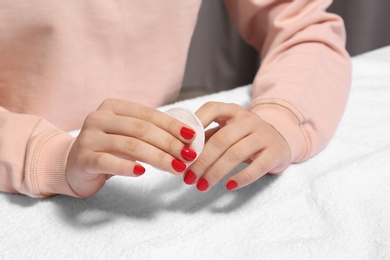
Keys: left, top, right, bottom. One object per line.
{"left": 65, "top": 98, "right": 197, "bottom": 198}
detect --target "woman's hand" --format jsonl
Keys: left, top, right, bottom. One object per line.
{"left": 66, "top": 98, "right": 197, "bottom": 197}
{"left": 183, "top": 102, "right": 291, "bottom": 192}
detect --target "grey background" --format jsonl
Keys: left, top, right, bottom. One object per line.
{"left": 181, "top": 0, "right": 390, "bottom": 95}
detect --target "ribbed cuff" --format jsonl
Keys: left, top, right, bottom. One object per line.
{"left": 249, "top": 98, "right": 312, "bottom": 164}
{"left": 26, "top": 130, "right": 80, "bottom": 198}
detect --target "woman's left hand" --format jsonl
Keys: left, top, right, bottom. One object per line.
{"left": 183, "top": 102, "right": 291, "bottom": 191}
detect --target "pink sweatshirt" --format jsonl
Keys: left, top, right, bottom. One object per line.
{"left": 0, "top": 0, "right": 351, "bottom": 198}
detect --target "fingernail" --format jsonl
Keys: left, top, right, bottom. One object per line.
{"left": 181, "top": 146, "right": 197, "bottom": 161}
{"left": 184, "top": 170, "right": 197, "bottom": 185}
{"left": 196, "top": 177, "right": 209, "bottom": 191}
{"left": 133, "top": 165, "right": 145, "bottom": 176}
{"left": 180, "top": 127, "right": 195, "bottom": 140}
{"left": 172, "top": 159, "right": 186, "bottom": 173}
{"left": 226, "top": 180, "right": 238, "bottom": 190}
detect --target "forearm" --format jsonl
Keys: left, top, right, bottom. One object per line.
{"left": 225, "top": 0, "right": 352, "bottom": 162}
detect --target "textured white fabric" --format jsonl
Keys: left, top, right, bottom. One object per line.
{"left": 164, "top": 108, "right": 205, "bottom": 165}
{"left": 1, "top": 46, "right": 390, "bottom": 259}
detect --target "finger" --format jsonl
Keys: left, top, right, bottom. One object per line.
{"left": 98, "top": 99, "right": 196, "bottom": 142}
{"left": 195, "top": 102, "right": 241, "bottom": 128}
{"left": 185, "top": 122, "right": 251, "bottom": 183}
{"left": 192, "top": 134, "right": 264, "bottom": 192}
{"left": 225, "top": 150, "right": 277, "bottom": 191}
{"left": 101, "top": 134, "right": 187, "bottom": 175}
{"left": 101, "top": 116, "right": 198, "bottom": 163}
{"left": 86, "top": 152, "right": 146, "bottom": 177}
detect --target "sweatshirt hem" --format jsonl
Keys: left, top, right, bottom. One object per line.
{"left": 27, "top": 130, "right": 80, "bottom": 198}
{"left": 248, "top": 98, "right": 312, "bottom": 163}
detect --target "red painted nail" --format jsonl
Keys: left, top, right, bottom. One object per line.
{"left": 133, "top": 165, "right": 145, "bottom": 176}
{"left": 181, "top": 146, "right": 197, "bottom": 161}
{"left": 226, "top": 180, "right": 238, "bottom": 190}
{"left": 196, "top": 178, "right": 209, "bottom": 191}
{"left": 184, "top": 170, "right": 197, "bottom": 185}
{"left": 172, "top": 159, "right": 186, "bottom": 173}
{"left": 180, "top": 127, "right": 195, "bottom": 140}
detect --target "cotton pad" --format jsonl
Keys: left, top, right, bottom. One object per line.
{"left": 164, "top": 108, "right": 205, "bottom": 166}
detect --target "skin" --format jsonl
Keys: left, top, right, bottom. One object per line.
{"left": 185, "top": 101, "right": 291, "bottom": 192}
{"left": 65, "top": 99, "right": 291, "bottom": 197}
{"left": 66, "top": 98, "right": 196, "bottom": 198}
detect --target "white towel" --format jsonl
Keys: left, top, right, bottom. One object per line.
{"left": 1, "top": 46, "right": 390, "bottom": 260}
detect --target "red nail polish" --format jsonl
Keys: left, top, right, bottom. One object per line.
{"left": 133, "top": 165, "right": 145, "bottom": 176}
{"left": 196, "top": 178, "right": 209, "bottom": 191}
{"left": 226, "top": 180, "right": 238, "bottom": 190}
{"left": 172, "top": 159, "right": 186, "bottom": 173}
{"left": 184, "top": 170, "right": 197, "bottom": 185}
{"left": 181, "top": 146, "right": 197, "bottom": 161}
{"left": 180, "top": 127, "right": 195, "bottom": 140}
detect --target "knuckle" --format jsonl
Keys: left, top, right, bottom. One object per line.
{"left": 226, "top": 148, "right": 243, "bottom": 162}
{"left": 228, "top": 102, "right": 240, "bottom": 110}
{"left": 140, "top": 106, "right": 154, "bottom": 122}
{"left": 165, "top": 136, "right": 178, "bottom": 152}
{"left": 132, "top": 120, "right": 151, "bottom": 138}
{"left": 256, "top": 161, "right": 268, "bottom": 173}
{"left": 240, "top": 170, "right": 256, "bottom": 184}
{"left": 207, "top": 167, "right": 223, "bottom": 180}
{"left": 194, "top": 156, "right": 209, "bottom": 171}
{"left": 154, "top": 151, "right": 167, "bottom": 166}
{"left": 123, "top": 138, "right": 140, "bottom": 154}
{"left": 105, "top": 98, "right": 118, "bottom": 106}
{"left": 84, "top": 111, "right": 100, "bottom": 125}
{"left": 203, "top": 101, "right": 218, "bottom": 110}
{"left": 99, "top": 98, "right": 115, "bottom": 109}
{"left": 168, "top": 119, "right": 182, "bottom": 135}
{"left": 83, "top": 110, "right": 111, "bottom": 129}
{"left": 210, "top": 135, "right": 228, "bottom": 149}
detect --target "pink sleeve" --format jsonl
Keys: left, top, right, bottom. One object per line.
{"left": 224, "top": 0, "right": 352, "bottom": 165}
{"left": 0, "top": 107, "right": 80, "bottom": 198}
